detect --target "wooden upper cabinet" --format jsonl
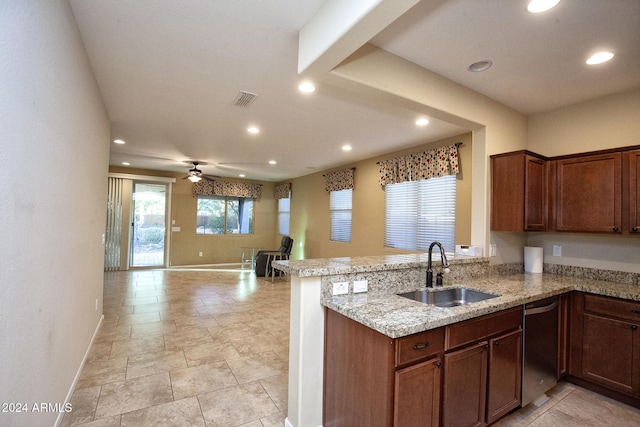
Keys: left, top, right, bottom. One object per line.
{"left": 628, "top": 149, "right": 640, "bottom": 234}
{"left": 555, "top": 152, "right": 622, "bottom": 233}
{"left": 491, "top": 151, "right": 547, "bottom": 232}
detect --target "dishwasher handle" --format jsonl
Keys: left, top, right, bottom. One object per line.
{"left": 524, "top": 300, "right": 558, "bottom": 316}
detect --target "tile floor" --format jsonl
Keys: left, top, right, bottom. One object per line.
{"left": 62, "top": 268, "right": 289, "bottom": 427}
{"left": 61, "top": 268, "right": 640, "bottom": 427}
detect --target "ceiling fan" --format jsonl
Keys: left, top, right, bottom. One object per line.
{"left": 184, "top": 161, "right": 216, "bottom": 183}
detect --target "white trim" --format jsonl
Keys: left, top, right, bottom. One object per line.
{"left": 107, "top": 172, "right": 176, "bottom": 183}
{"left": 54, "top": 315, "right": 104, "bottom": 427}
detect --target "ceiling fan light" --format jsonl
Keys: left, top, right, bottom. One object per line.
{"left": 188, "top": 175, "right": 202, "bottom": 183}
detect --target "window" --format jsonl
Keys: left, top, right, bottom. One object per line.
{"left": 384, "top": 175, "right": 456, "bottom": 251}
{"left": 330, "top": 189, "right": 352, "bottom": 242}
{"left": 278, "top": 197, "right": 290, "bottom": 236}
{"left": 196, "top": 196, "right": 253, "bottom": 234}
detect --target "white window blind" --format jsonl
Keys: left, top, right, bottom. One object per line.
{"left": 278, "top": 197, "right": 290, "bottom": 236}
{"left": 384, "top": 175, "right": 456, "bottom": 251}
{"left": 330, "top": 189, "right": 352, "bottom": 242}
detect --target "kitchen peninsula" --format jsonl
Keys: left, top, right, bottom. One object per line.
{"left": 273, "top": 254, "right": 640, "bottom": 427}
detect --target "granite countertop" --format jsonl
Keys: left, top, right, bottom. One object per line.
{"left": 273, "top": 253, "right": 487, "bottom": 277}
{"left": 322, "top": 273, "right": 640, "bottom": 339}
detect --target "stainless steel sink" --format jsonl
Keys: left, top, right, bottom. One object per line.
{"left": 397, "top": 287, "right": 499, "bottom": 307}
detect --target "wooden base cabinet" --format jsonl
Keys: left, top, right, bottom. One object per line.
{"left": 583, "top": 313, "right": 640, "bottom": 395}
{"left": 442, "top": 307, "right": 523, "bottom": 427}
{"left": 323, "top": 308, "right": 443, "bottom": 427}
{"left": 394, "top": 358, "right": 441, "bottom": 427}
{"left": 487, "top": 330, "right": 523, "bottom": 424}
{"left": 580, "top": 294, "right": 640, "bottom": 397}
{"left": 443, "top": 341, "right": 488, "bottom": 427}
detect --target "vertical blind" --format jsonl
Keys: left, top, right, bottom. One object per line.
{"left": 330, "top": 189, "right": 352, "bottom": 243}
{"left": 105, "top": 177, "right": 124, "bottom": 271}
{"left": 384, "top": 175, "right": 456, "bottom": 251}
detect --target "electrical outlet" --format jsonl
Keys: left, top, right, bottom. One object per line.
{"left": 489, "top": 244, "right": 497, "bottom": 257}
{"left": 199, "top": 252, "right": 203, "bottom": 257}
{"left": 553, "top": 245, "right": 562, "bottom": 256}
{"left": 332, "top": 281, "right": 349, "bottom": 295}
{"left": 353, "top": 280, "right": 368, "bottom": 293}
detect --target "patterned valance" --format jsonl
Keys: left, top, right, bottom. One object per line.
{"left": 324, "top": 168, "right": 354, "bottom": 192}
{"left": 378, "top": 143, "right": 460, "bottom": 186}
{"left": 274, "top": 183, "right": 291, "bottom": 200}
{"left": 192, "top": 180, "right": 262, "bottom": 198}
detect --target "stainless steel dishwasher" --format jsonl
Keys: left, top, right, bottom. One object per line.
{"left": 522, "top": 296, "right": 559, "bottom": 407}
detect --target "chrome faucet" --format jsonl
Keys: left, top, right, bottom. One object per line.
{"left": 426, "top": 241, "right": 450, "bottom": 287}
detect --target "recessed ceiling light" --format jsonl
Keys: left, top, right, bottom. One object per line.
{"left": 342, "top": 145, "right": 352, "bottom": 152}
{"left": 268, "top": 160, "right": 277, "bottom": 165}
{"left": 239, "top": 174, "right": 246, "bottom": 178}
{"left": 468, "top": 60, "right": 492, "bottom": 72}
{"left": 298, "top": 81, "right": 316, "bottom": 93}
{"left": 415, "top": 118, "right": 430, "bottom": 126}
{"left": 527, "top": 0, "right": 560, "bottom": 13}
{"left": 113, "top": 139, "right": 126, "bottom": 144}
{"left": 586, "top": 51, "right": 614, "bottom": 65}
{"left": 122, "top": 162, "right": 130, "bottom": 166}
{"left": 247, "top": 126, "right": 260, "bottom": 134}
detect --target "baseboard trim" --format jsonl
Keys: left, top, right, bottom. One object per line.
{"left": 54, "top": 314, "right": 104, "bottom": 427}
{"left": 283, "top": 416, "right": 322, "bottom": 427}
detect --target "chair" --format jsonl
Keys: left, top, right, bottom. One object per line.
{"left": 254, "top": 236, "right": 293, "bottom": 277}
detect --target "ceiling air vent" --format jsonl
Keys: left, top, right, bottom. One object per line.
{"left": 233, "top": 90, "right": 258, "bottom": 107}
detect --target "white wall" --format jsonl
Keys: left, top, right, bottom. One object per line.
{"left": 0, "top": 1, "right": 110, "bottom": 425}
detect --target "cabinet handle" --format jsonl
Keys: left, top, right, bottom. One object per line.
{"left": 632, "top": 325, "right": 638, "bottom": 330}
{"left": 632, "top": 227, "right": 639, "bottom": 233}
{"left": 412, "top": 342, "right": 430, "bottom": 350}
{"left": 436, "top": 361, "right": 442, "bottom": 369}
{"left": 494, "top": 340, "right": 501, "bottom": 346}
{"left": 632, "top": 310, "right": 640, "bottom": 315}
{"left": 612, "top": 227, "right": 619, "bottom": 232}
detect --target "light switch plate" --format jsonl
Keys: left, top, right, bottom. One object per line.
{"left": 332, "top": 282, "right": 349, "bottom": 295}
{"left": 553, "top": 245, "right": 562, "bottom": 256}
{"left": 353, "top": 280, "right": 368, "bottom": 293}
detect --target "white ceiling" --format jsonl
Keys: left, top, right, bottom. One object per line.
{"left": 69, "top": 0, "right": 640, "bottom": 181}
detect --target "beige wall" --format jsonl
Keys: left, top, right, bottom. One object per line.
{"left": 523, "top": 88, "right": 640, "bottom": 274}
{"left": 109, "top": 166, "right": 280, "bottom": 266}
{"left": 0, "top": 0, "right": 110, "bottom": 425}
{"left": 288, "top": 133, "right": 472, "bottom": 260}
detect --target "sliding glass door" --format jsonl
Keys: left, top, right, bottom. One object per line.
{"left": 130, "top": 182, "right": 167, "bottom": 267}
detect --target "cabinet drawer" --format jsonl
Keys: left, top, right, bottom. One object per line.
{"left": 584, "top": 294, "right": 640, "bottom": 323}
{"left": 396, "top": 328, "right": 444, "bottom": 367}
{"left": 445, "top": 307, "right": 522, "bottom": 351}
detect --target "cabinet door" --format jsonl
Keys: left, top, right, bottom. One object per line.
{"left": 629, "top": 149, "right": 640, "bottom": 234}
{"left": 486, "top": 329, "right": 522, "bottom": 424}
{"left": 556, "top": 153, "right": 622, "bottom": 232}
{"left": 582, "top": 313, "right": 638, "bottom": 395}
{"left": 524, "top": 156, "right": 547, "bottom": 231}
{"left": 443, "top": 341, "right": 488, "bottom": 427}
{"left": 394, "top": 358, "right": 441, "bottom": 427}
{"left": 491, "top": 152, "right": 546, "bottom": 232}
